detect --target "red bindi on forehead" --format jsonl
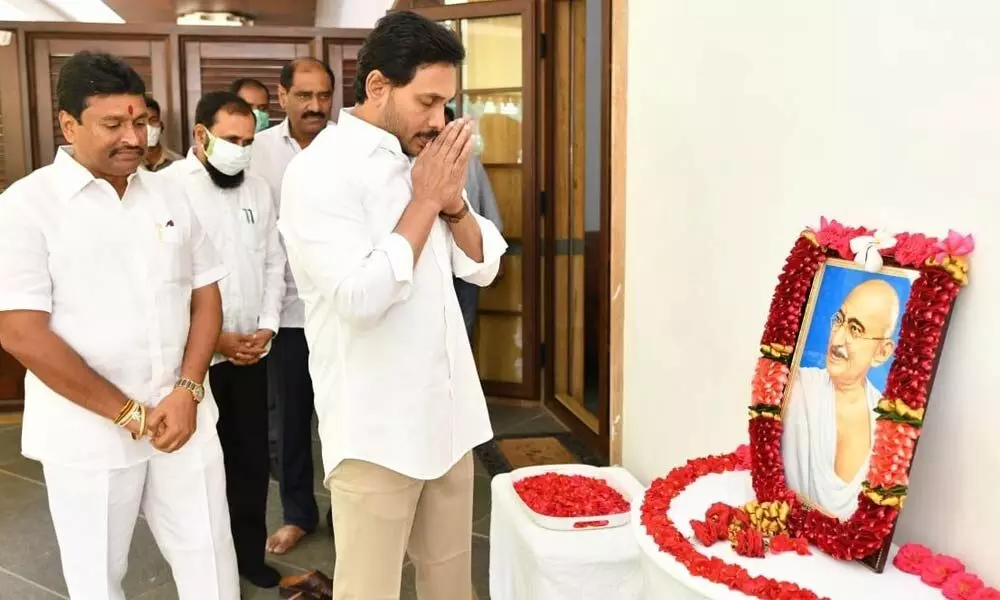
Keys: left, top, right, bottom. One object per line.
{"left": 127, "top": 104, "right": 134, "bottom": 116}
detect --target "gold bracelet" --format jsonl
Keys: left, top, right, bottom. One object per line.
{"left": 131, "top": 404, "right": 147, "bottom": 441}
{"left": 114, "top": 399, "right": 136, "bottom": 426}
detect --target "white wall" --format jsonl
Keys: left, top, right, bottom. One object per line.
{"left": 315, "top": 0, "right": 393, "bottom": 28}
{"left": 622, "top": 0, "right": 1000, "bottom": 580}
{"left": 0, "top": 0, "right": 121, "bottom": 22}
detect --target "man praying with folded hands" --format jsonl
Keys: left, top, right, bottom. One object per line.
{"left": 279, "top": 12, "right": 507, "bottom": 600}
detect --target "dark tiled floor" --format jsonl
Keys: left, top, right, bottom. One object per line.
{"left": 0, "top": 403, "right": 566, "bottom": 599}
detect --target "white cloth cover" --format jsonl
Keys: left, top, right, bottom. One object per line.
{"left": 489, "top": 466, "right": 644, "bottom": 600}
{"left": 633, "top": 469, "right": 939, "bottom": 600}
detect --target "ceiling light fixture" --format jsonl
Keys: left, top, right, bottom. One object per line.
{"left": 177, "top": 11, "right": 253, "bottom": 27}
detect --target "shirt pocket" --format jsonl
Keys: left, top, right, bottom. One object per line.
{"left": 157, "top": 226, "right": 191, "bottom": 283}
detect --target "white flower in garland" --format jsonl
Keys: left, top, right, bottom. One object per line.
{"left": 850, "top": 230, "right": 897, "bottom": 272}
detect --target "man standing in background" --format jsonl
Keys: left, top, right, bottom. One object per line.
{"left": 141, "top": 96, "right": 183, "bottom": 172}
{"left": 248, "top": 57, "right": 336, "bottom": 556}
{"left": 444, "top": 105, "right": 504, "bottom": 339}
{"left": 231, "top": 78, "right": 272, "bottom": 133}
{"left": 161, "top": 91, "right": 286, "bottom": 588}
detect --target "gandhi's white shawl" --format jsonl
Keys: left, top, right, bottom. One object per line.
{"left": 781, "top": 367, "right": 880, "bottom": 520}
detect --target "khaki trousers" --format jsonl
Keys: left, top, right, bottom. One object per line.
{"left": 327, "top": 452, "right": 474, "bottom": 600}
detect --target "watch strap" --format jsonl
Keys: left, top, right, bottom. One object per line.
{"left": 175, "top": 378, "right": 205, "bottom": 403}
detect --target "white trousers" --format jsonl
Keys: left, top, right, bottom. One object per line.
{"left": 42, "top": 434, "right": 240, "bottom": 600}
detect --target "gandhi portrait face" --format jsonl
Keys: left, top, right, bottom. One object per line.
{"left": 826, "top": 280, "right": 900, "bottom": 388}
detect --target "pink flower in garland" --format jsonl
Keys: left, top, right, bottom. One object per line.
{"left": 943, "top": 572, "right": 986, "bottom": 600}
{"left": 868, "top": 421, "right": 920, "bottom": 488}
{"left": 891, "top": 232, "right": 939, "bottom": 267}
{"left": 751, "top": 358, "right": 789, "bottom": 407}
{"left": 892, "top": 543, "right": 934, "bottom": 575}
{"left": 734, "top": 444, "right": 752, "bottom": 471}
{"left": 921, "top": 555, "right": 967, "bottom": 588}
{"left": 970, "top": 587, "right": 1000, "bottom": 600}
{"left": 814, "top": 218, "right": 854, "bottom": 258}
{"left": 933, "top": 230, "right": 975, "bottom": 262}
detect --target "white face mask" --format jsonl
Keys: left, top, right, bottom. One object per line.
{"left": 203, "top": 130, "right": 252, "bottom": 176}
{"left": 146, "top": 124, "right": 162, "bottom": 148}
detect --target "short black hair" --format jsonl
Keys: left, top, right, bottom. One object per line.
{"left": 144, "top": 96, "right": 161, "bottom": 116}
{"left": 355, "top": 11, "right": 465, "bottom": 104}
{"left": 56, "top": 51, "right": 146, "bottom": 121}
{"left": 279, "top": 58, "right": 335, "bottom": 91}
{"left": 194, "top": 91, "right": 253, "bottom": 128}
{"left": 229, "top": 78, "right": 270, "bottom": 100}
{"left": 443, "top": 105, "right": 455, "bottom": 123}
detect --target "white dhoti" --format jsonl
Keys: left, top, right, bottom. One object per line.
{"left": 782, "top": 366, "right": 880, "bottom": 520}
{"left": 42, "top": 432, "right": 240, "bottom": 600}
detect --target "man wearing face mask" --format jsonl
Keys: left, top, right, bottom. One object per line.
{"left": 250, "top": 57, "right": 336, "bottom": 556}
{"left": 141, "top": 96, "right": 182, "bottom": 172}
{"left": 230, "top": 78, "right": 272, "bottom": 133}
{"left": 160, "top": 91, "right": 286, "bottom": 589}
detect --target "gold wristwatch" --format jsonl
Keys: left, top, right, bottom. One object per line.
{"left": 175, "top": 378, "right": 205, "bottom": 403}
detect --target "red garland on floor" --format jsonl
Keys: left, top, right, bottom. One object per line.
{"left": 639, "top": 449, "right": 829, "bottom": 600}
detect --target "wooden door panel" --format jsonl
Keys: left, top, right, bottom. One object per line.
{"left": 182, "top": 39, "right": 312, "bottom": 147}
{"left": 0, "top": 346, "right": 25, "bottom": 404}
{"left": 480, "top": 255, "right": 522, "bottom": 313}
{"left": 326, "top": 42, "right": 361, "bottom": 119}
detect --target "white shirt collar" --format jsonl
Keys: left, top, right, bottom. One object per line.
{"left": 335, "top": 108, "right": 404, "bottom": 158}
{"left": 52, "top": 146, "right": 146, "bottom": 201}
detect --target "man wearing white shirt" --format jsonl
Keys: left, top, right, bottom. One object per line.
{"left": 0, "top": 51, "right": 238, "bottom": 599}
{"left": 280, "top": 12, "right": 506, "bottom": 599}
{"left": 249, "top": 58, "right": 337, "bottom": 555}
{"left": 160, "top": 91, "right": 286, "bottom": 588}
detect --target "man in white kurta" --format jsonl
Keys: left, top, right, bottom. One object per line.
{"left": 0, "top": 51, "right": 238, "bottom": 599}
{"left": 782, "top": 279, "right": 900, "bottom": 520}
{"left": 278, "top": 12, "right": 506, "bottom": 598}
{"left": 160, "top": 90, "right": 286, "bottom": 588}
{"left": 248, "top": 58, "right": 337, "bottom": 554}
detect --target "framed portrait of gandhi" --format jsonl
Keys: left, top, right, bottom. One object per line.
{"left": 781, "top": 260, "right": 918, "bottom": 521}
{"left": 748, "top": 222, "right": 972, "bottom": 573}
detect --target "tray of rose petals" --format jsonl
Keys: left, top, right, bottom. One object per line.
{"left": 510, "top": 464, "right": 632, "bottom": 531}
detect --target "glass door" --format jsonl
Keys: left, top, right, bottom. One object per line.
{"left": 545, "top": 0, "right": 611, "bottom": 455}
{"left": 405, "top": 1, "right": 540, "bottom": 400}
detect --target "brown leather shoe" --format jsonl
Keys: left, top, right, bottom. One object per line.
{"left": 279, "top": 570, "right": 333, "bottom": 600}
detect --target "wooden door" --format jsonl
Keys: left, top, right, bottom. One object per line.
{"left": 30, "top": 37, "right": 169, "bottom": 166}
{"left": 401, "top": 1, "right": 541, "bottom": 400}
{"left": 325, "top": 41, "right": 362, "bottom": 119}
{"left": 181, "top": 39, "right": 313, "bottom": 149}
{"left": 0, "top": 32, "right": 28, "bottom": 408}
{"left": 544, "top": 0, "right": 612, "bottom": 456}
{"left": 0, "top": 32, "right": 27, "bottom": 193}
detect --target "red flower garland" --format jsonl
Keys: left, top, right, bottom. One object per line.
{"left": 750, "top": 223, "right": 967, "bottom": 560}
{"left": 640, "top": 222, "right": 971, "bottom": 597}
{"left": 640, "top": 450, "right": 829, "bottom": 600}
